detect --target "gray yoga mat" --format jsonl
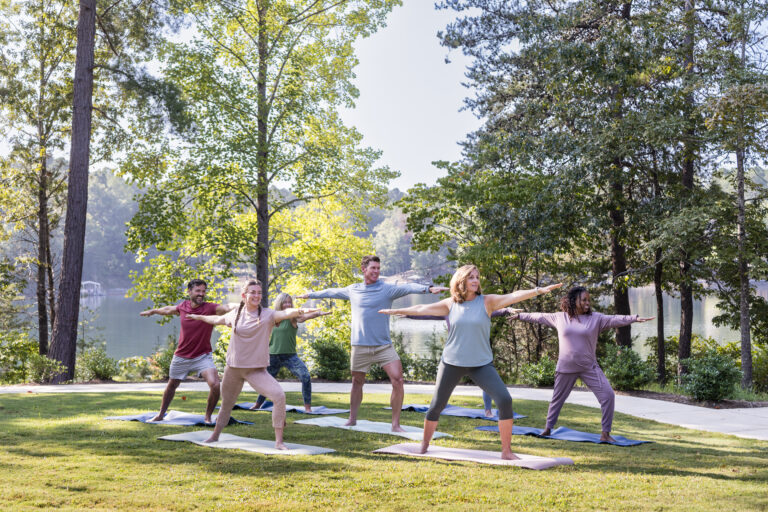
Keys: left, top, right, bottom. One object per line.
{"left": 374, "top": 443, "right": 574, "bottom": 469}
{"left": 231, "top": 401, "right": 349, "bottom": 415}
{"left": 105, "top": 410, "right": 253, "bottom": 426}
{"left": 159, "top": 430, "right": 335, "bottom": 455}
{"left": 294, "top": 416, "right": 451, "bottom": 441}
{"left": 476, "top": 425, "right": 651, "bottom": 446}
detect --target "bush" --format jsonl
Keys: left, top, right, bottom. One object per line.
{"left": 0, "top": 331, "right": 37, "bottom": 384}
{"left": 26, "top": 354, "right": 68, "bottom": 383}
{"left": 308, "top": 336, "right": 349, "bottom": 381}
{"left": 368, "top": 333, "right": 414, "bottom": 381}
{"left": 645, "top": 334, "right": 721, "bottom": 380}
{"left": 753, "top": 345, "right": 768, "bottom": 392}
{"left": 602, "top": 344, "right": 655, "bottom": 391}
{"left": 519, "top": 357, "right": 556, "bottom": 387}
{"left": 75, "top": 346, "right": 119, "bottom": 381}
{"left": 150, "top": 335, "right": 178, "bottom": 380}
{"left": 680, "top": 351, "right": 742, "bottom": 401}
{"left": 409, "top": 332, "right": 443, "bottom": 382}
{"left": 117, "top": 356, "right": 154, "bottom": 382}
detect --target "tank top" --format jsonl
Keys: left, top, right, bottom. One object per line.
{"left": 269, "top": 319, "right": 298, "bottom": 355}
{"left": 442, "top": 295, "right": 493, "bottom": 367}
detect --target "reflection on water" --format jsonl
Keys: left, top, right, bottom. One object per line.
{"left": 95, "top": 283, "right": 766, "bottom": 360}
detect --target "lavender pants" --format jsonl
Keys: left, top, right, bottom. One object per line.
{"left": 546, "top": 365, "right": 615, "bottom": 433}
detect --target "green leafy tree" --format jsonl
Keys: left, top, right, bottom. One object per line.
{"left": 124, "top": 0, "right": 400, "bottom": 307}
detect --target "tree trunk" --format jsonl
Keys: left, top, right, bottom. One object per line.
{"left": 36, "top": 156, "right": 50, "bottom": 355}
{"left": 736, "top": 146, "right": 753, "bottom": 388}
{"left": 654, "top": 248, "right": 665, "bottom": 383}
{"left": 255, "top": 2, "right": 270, "bottom": 307}
{"left": 48, "top": 0, "right": 96, "bottom": 383}
{"left": 610, "top": 178, "right": 632, "bottom": 347}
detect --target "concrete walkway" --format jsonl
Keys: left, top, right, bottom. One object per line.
{"left": 2, "top": 381, "right": 767, "bottom": 441}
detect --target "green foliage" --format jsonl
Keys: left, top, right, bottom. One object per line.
{"left": 519, "top": 357, "right": 556, "bottom": 388}
{"left": 367, "top": 332, "right": 412, "bottom": 381}
{"left": 212, "top": 326, "right": 231, "bottom": 372}
{"left": 0, "top": 331, "right": 37, "bottom": 384}
{"left": 409, "top": 332, "right": 444, "bottom": 382}
{"left": 645, "top": 334, "right": 723, "bottom": 379}
{"left": 680, "top": 352, "right": 742, "bottom": 401}
{"left": 150, "top": 335, "right": 178, "bottom": 380}
{"left": 307, "top": 336, "right": 349, "bottom": 382}
{"left": 602, "top": 345, "right": 655, "bottom": 391}
{"left": 753, "top": 346, "right": 768, "bottom": 393}
{"left": 25, "top": 354, "right": 68, "bottom": 384}
{"left": 116, "top": 356, "right": 154, "bottom": 382}
{"left": 76, "top": 347, "right": 119, "bottom": 382}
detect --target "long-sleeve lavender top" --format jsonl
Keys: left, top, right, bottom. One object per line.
{"left": 517, "top": 312, "right": 638, "bottom": 373}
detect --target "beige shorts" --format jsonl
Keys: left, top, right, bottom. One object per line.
{"left": 350, "top": 344, "right": 400, "bottom": 373}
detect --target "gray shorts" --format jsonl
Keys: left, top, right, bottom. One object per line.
{"left": 168, "top": 353, "right": 216, "bottom": 380}
{"left": 350, "top": 344, "right": 400, "bottom": 373}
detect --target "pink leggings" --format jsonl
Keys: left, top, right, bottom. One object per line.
{"left": 218, "top": 366, "right": 286, "bottom": 429}
{"left": 546, "top": 365, "right": 615, "bottom": 432}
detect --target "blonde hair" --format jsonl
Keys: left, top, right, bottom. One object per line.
{"left": 272, "top": 292, "right": 291, "bottom": 312}
{"left": 234, "top": 279, "right": 262, "bottom": 333}
{"left": 450, "top": 264, "right": 481, "bottom": 303}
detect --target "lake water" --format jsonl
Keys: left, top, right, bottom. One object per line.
{"left": 90, "top": 284, "right": 767, "bottom": 361}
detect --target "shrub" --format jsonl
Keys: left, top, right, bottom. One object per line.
{"left": 602, "top": 344, "right": 655, "bottom": 391}
{"left": 753, "top": 345, "right": 768, "bottom": 392}
{"left": 680, "top": 351, "right": 742, "bottom": 401}
{"left": 26, "top": 354, "right": 68, "bottom": 383}
{"left": 368, "top": 333, "right": 413, "bottom": 381}
{"left": 76, "top": 346, "right": 119, "bottom": 381}
{"left": 150, "top": 335, "right": 178, "bottom": 380}
{"left": 645, "top": 334, "right": 722, "bottom": 380}
{"left": 0, "top": 331, "right": 37, "bottom": 384}
{"left": 308, "top": 336, "right": 349, "bottom": 381}
{"left": 519, "top": 357, "right": 556, "bottom": 387}
{"left": 117, "top": 356, "right": 154, "bottom": 382}
{"left": 409, "top": 332, "right": 443, "bottom": 382}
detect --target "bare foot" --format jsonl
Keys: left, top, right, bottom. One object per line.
{"left": 344, "top": 419, "right": 357, "bottom": 426}
{"left": 150, "top": 413, "right": 165, "bottom": 422}
{"left": 204, "top": 417, "right": 214, "bottom": 424}
{"left": 304, "top": 405, "right": 313, "bottom": 413}
{"left": 275, "top": 442, "right": 288, "bottom": 450}
{"left": 484, "top": 409, "right": 493, "bottom": 418}
{"left": 203, "top": 436, "right": 219, "bottom": 443}
{"left": 540, "top": 428, "right": 551, "bottom": 437}
{"left": 600, "top": 432, "right": 616, "bottom": 443}
{"left": 249, "top": 405, "right": 260, "bottom": 410}
{"left": 419, "top": 442, "right": 429, "bottom": 454}
{"left": 501, "top": 450, "right": 520, "bottom": 460}
{"left": 391, "top": 425, "right": 406, "bottom": 433}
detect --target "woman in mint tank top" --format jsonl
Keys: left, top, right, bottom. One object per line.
{"left": 251, "top": 293, "right": 330, "bottom": 412}
{"left": 380, "top": 265, "right": 562, "bottom": 460}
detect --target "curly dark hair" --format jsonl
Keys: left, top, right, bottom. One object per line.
{"left": 560, "top": 286, "right": 589, "bottom": 318}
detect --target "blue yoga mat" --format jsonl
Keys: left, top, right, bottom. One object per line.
{"left": 105, "top": 410, "right": 253, "bottom": 426}
{"left": 475, "top": 425, "right": 651, "bottom": 446}
{"left": 397, "top": 404, "right": 526, "bottom": 421}
{"left": 232, "top": 402, "right": 349, "bottom": 415}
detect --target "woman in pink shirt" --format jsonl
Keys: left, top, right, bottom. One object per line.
{"left": 513, "top": 286, "right": 653, "bottom": 442}
{"left": 189, "top": 280, "right": 319, "bottom": 449}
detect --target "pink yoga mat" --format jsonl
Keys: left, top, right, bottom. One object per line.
{"left": 373, "top": 443, "right": 574, "bottom": 470}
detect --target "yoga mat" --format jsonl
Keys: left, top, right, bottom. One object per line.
{"left": 373, "top": 443, "right": 574, "bottom": 470}
{"left": 159, "top": 430, "right": 335, "bottom": 455}
{"left": 397, "top": 404, "right": 526, "bottom": 421}
{"left": 105, "top": 410, "right": 253, "bottom": 426}
{"left": 232, "top": 401, "right": 349, "bottom": 415}
{"left": 294, "top": 416, "right": 451, "bottom": 441}
{"left": 475, "top": 425, "right": 651, "bottom": 446}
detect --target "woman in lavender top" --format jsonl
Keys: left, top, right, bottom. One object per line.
{"left": 380, "top": 264, "right": 562, "bottom": 459}
{"left": 512, "top": 286, "right": 654, "bottom": 442}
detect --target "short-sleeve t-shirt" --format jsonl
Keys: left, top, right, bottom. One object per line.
{"left": 223, "top": 307, "right": 276, "bottom": 368}
{"left": 175, "top": 300, "right": 220, "bottom": 359}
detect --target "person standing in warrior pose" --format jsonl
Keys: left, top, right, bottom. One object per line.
{"left": 298, "top": 255, "right": 447, "bottom": 432}
{"left": 252, "top": 293, "right": 330, "bottom": 412}
{"left": 188, "top": 280, "right": 321, "bottom": 448}
{"left": 512, "top": 286, "right": 654, "bottom": 442}
{"left": 140, "top": 279, "right": 236, "bottom": 424}
{"left": 380, "top": 264, "right": 562, "bottom": 459}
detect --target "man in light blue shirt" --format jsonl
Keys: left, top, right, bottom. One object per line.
{"left": 300, "top": 255, "right": 446, "bottom": 431}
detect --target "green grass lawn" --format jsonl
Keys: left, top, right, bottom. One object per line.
{"left": 0, "top": 391, "right": 766, "bottom": 511}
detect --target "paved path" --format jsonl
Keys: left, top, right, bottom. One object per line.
{"left": 2, "top": 381, "right": 766, "bottom": 441}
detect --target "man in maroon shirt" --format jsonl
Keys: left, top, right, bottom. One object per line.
{"left": 140, "top": 279, "right": 235, "bottom": 423}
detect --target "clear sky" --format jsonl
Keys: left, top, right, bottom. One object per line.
{"left": 339, "top": 1, "right": 483, "bottom": 192}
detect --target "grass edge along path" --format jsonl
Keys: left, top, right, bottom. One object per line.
{"left": 0, "top": 391, "right": 766, "bottom": 512}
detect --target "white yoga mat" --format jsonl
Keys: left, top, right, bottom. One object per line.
{"left": 294, "top": 416, "right": 451, "bottom": 441}
{"left": 158, "top": 430, "right": 335, "bottom": 455}
{"left": 374, "top": 443, "right": 574, "bottom": 470}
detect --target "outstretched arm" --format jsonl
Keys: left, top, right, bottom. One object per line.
{"left": 490, "top": 308, "right": 524, "bottom": 318}
{"left": 379, "top": 298, "right": 452, "bottom": 317}
{"left": 484, "top": 283, "right": 563, "bottom": 312}
{"left": 139, "top": 304, "right": 179, "bottom": 317}
{"left": 297, "top": 288, "right": 350, "bottom": 301}
{"left": 274, "top": 307, "right": 322, "bottom": 323}
{"left": 215, "top": 302, "right": 239, "bottom": 315}
{"left": 297, "top": 310, "right": 331, "bottom": 323}
{"left": 599, "top": 313, "right": 655, "bottom": 331}
{"left": 186, "top": 313, "right": 228, "bottom": 326}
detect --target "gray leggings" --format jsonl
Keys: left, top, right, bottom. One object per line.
{"left": 426, "top": 361, "right": 514, "bottom": 421}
